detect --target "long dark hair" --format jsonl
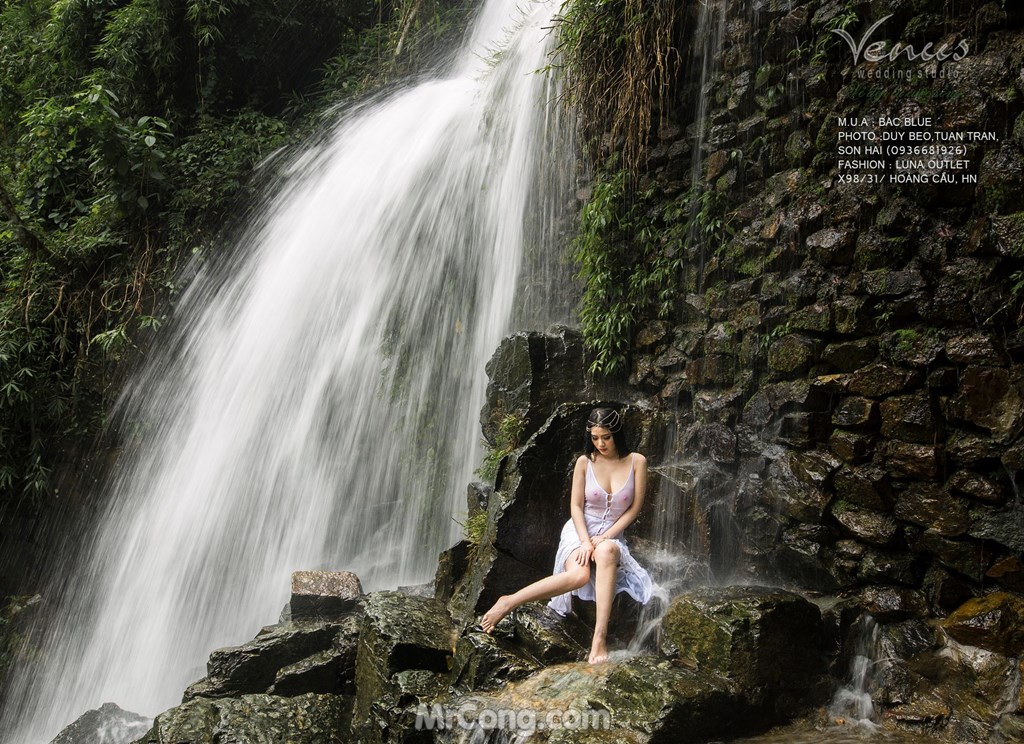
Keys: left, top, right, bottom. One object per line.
{"left": 584, "top": 407, "right": 632, "bottom": 459}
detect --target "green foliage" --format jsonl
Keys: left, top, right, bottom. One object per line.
{"left": 555, "top": 0, "right": 682, "bottom": 175}
{"left": 574, "top": 171, "right": 693, "bottom": 375}
{"left": 0, "top": 0, "right": 475, "bottom": 518}
{"left": 477, "top": 413, "right": 525, "bottom": 482}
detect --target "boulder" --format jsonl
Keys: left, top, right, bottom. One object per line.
{"left": 184, "top": 612, "right": 362, "bottom": 700}
{"left": 352, "top": 591, "right": 453, "bottom": 740}
{"left": 894, "top": 485, "right": 971, "bottom": 538}
{"left": 133, "top": 694, "right": 352, "bottom": 744}
{"left": 289, "top": 570, "right": 362, "bottom": 619}
{"left": 660, "top": 586, "right": 829, "bottom": 717}
{"left": 947, "top": 367, "right": 1024, "bottom": 442}
{"left": 860, "top": 586, "right": 928, "bottom": 622}
{"left": 830, "top": 503, "right": 898, "bottom": 547}
{"left": 444, "top": 656, "right": 757, "bottom": 743}
{"left": 53, "top": 703, "right": 151, "bottom": 744}
{"left": 942, "top": 593, "right": 1024, "bottom": 656}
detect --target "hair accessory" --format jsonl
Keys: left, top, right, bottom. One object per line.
{"left": 586, "top": 409, "right": 622, "bottom": 433}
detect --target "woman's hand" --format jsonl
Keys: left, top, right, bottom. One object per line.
{"left": 575, "top": 540, "right": 595, "bottom": 566}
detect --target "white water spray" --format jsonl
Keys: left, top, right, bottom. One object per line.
{"left": 3, "top": 0, "right": 573, "bottom": 739}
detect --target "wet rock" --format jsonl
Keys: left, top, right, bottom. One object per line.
{"left": 945, "top": 334, "right": 1003, "bottom": 366}
{"left": 879, "top": 393, "right": 940, "bottom": 444}
{"left": 986, "top": 556, "right": 1024, "bottom": 594}
{"left": 862, "top": 269, "right": 926, "bottom": 297}
{"left": 768, "top": 335, "right": 817, "bottom": 376}
{"left": 831, "top": 503, "right": 898, "bottom": 546}
{"left": 831, "top": 396, "right": 878, "bottom": 428}
{"left": 948, "top": 432, "right": 1004, "bottom": 467}
{"left": 848, "top": 364, "right": 920, "bottom": 398}
{"left": 911, "top": 530, "right": 990, "bottom": 583}
{"left": 185, "top": 614, "right": 361, "bottom": 700}
{"left": 661, "top": 586, "right": 829, "bottom": 717}
{"left": 894, "top": 484, "right": 971, "bottom": 538}
{"left": 766, "top": 454, "right": 831, "bottom": 523}
{"left": 449, "top": 630, "right": 542, "bottom": 691}
{"left": 806, "top": 227, "right": 855, "bottom": 265}
{"left": 833, "top": 465, "right": 892, "bottom": 511}
{"left": 53, "top": 703, "right": 151, "bottom": 744}
{"left": 352, "top": 591, "right": 453, "bottom": 737}
{"left": 434, "top": 540, "right": 471, "bottom": 604}
{"left": 699, "top": 422, "right": 737, "bottom": 464}
{"left": 509, "top": 602, "right": 589, "bottom": 664}
{"left": 481, "top": 328, "right": 622, "bottom": 447}
{"left": 134, "top": 693, "right": 353, "bottom": 744}
{"left": 947, "top": 366, "right": 1024, "bottom": 442}
{"left": 968, "top": 504, "right": 1024, "bottom": 553}
{"left": 878, "top": 441, "right": 944, "bottom": 481}
{"left": 922, "top": 566, "right": 977, "bottom": 614}
{"left": 881, "top": 330, "right": 944, "bottom": 368}
{"left": 448, "top": 656, "right": 753, "bottom": 742}
{"left": 859, "top": 550, "right": 926, "bottom": 587}
{"left": 860, "top": 586, "right": 928, "bottom": 622}
{"left": 948, "top": 470, "right": 1006, "bottom": 506}
{"left": 290, "top": 570, "right": 362, "bottom": 620}
{"left": 829, "top": 430, "right": 875, "bottom": 464}
{"left": 942, "top": 593, "right": 1024, "bottom": 656}
{"left": 274, "top": 613, "right": 360, "bottom": 696}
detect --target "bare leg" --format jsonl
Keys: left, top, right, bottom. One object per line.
{"left": 589, "top": 541, "right": 620, "bottom": 663}
{"left": 480, "top": 550, "right": 590, "bottom": 633}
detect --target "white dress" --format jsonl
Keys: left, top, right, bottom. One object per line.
{"left": 547, "top": 454, "right": 655, "bottom": 616}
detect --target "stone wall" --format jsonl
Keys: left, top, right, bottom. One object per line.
{"left": 610, "top": 0, "right": 1024, "bottom": 613}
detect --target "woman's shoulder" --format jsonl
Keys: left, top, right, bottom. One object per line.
{"left": 631, "top": 452, "right": 648, "bottom": 466}
{"left": 575, "top": 454, "right": 591, "bottom": 467}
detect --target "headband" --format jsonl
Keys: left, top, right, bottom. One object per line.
{"left": 586, "top": 410, "right": 622, "bottom": 433}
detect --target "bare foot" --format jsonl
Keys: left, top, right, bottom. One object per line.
{"left": 480, "top": 595, "right": 514, "bottom": 633}
{"left": 588, "top": 634, "right": 608, "bottom": 664}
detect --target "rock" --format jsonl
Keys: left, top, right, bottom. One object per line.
{"left": 289, "top": 570, "right": 362, "bottom": 619}
{"left": 768, "top": 334, "right": 816, "bottom": 376}
{"left": 859, "top": 550, "right": 925, "bottom": 587}
{"left": 922, "top": 566, "right": 977, "bottom": 614}
{"left": 942, "top": 593, "right": 1024, "bottom": 656}
{"left": 449, "top": 630, "right": 542, "bottom": 691}
{"left": 911, "top": 530, "right": 991, "bottom": 583}
{"left": 185, "top": 614, "right": 361, "bottom": 700}
{"left": 947, "top": 366, "right": 1024, "bottom": 442}
{"left": 878, "top": 441, "right": 944, "bottom": 481}
{"left": 986, "top": 556, "right": 1024, "bottom": 593}
{"left": 766, "top": 455, "right": 831, "bottom": 523}
{"left": 352, "top": 591, "right": 453, "bottom": 739}
{"left": 894, "top": 484, "right": 971, "bottom": 537}
{"left": 434, "top": 540, "right": 471, "bottom": 604}
{"left": 860, "top": 586, "right": 928, "bottom": 622}
{"left": 830, "top": 503, "right": 898, "bottom": 546}
{"left": 848, "top": 364, "right": 920, "bottom": 398}
{"left": 969, "top": 504, "right": 1024, "bottom": 553}
{"left": 879, "top": 393, "right": 940, "bottom": 444}
{"left": 948, "top": 470, "right": 1007, "bottom": 505}
{"left": 511, "top": 602, "right": 590, "bottom": 663}
{"left": 699, "top": 422, "right": 737, "bottom": 464}
{"left": 829, "top": 430, "right": 875, "bottom": 464}
{"left": 271, "top": 613, "right": 361, "bottom": 696}
{"left": 831, "top": 396, "right": 878, "bottom": 428}
{"left": 447, "top": 656, "right": 754, "bottom": 742}
{"left": 661, "top": 586, "right": 829, "bottom": 717}
{"left": 52, "top": 703, "right": 151, "bottom": 744}
{"left": 806, "top": 228, "right": 855, "bottom": 265}
{"left": 822, "top": 340, "right": 877, "bottom": 373}
{"left": 881, "top": 330, "right": 944, "bottom": 368}
{"left": 832, "top": 465, "right": 892, "bottom": 511}
{"left": 134, "top": 694, "right": 352, "bottom": 744}
{"left": 862, "top": 268, "right": 926, "bottom": 297}
{"left": 945, "top": 334, "right": 1003, "bottom": 365}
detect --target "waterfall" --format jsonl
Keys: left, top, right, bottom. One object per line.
{"left": 2, "top": 0, "right": 574, "bottom": 740}
{"left": 829, "top": 614, "right": 886, "bottom": 729}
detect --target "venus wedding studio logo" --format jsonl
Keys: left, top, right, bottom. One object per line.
{"left": 832, "top": 14, "right": 970, "bottom": 79}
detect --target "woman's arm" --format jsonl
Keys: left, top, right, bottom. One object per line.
{"left": 592, "top": 453, "right": 647, "bottom": 542}
{"left": 569, "top": 455, "right": 594, "bottom": 565}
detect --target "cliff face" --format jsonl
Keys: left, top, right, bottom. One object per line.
{"left": 572, "top": 0, "right": 1024, "bottom": 607}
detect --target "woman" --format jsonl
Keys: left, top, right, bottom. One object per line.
{"left": 480, "top": 407, "right": 655, "bottom": 663}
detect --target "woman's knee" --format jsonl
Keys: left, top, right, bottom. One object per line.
{"left": 594, "top": 541, "right": 620, "bottom": 565}
{"left": 563, "top": 562, "right": 590, "bottom": 588}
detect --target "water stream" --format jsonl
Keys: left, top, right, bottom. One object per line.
{"left": 2, "top": 0, "right": 574, "bottom": 740}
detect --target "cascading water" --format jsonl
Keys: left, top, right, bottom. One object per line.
{"left": 2, "top": 1, "right": 574, "bottom": 740}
